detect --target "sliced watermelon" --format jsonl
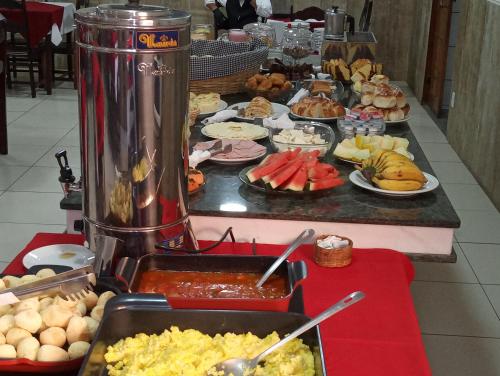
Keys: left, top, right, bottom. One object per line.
{"left": 246, "top": 153, "right": 289, "bottom": 182}
{"left": 262, "top": 159, "right": 297, "bottom": 183}
{"left": 308, "top": 177, "right": 345, "bottom": 191}
{"left": 269, "top": 160, "right": 303, "bottom": 189}
{"left": 287, "top": 147, "right": 302, "bottom": 160}
{"left": 316, "top": 163, "right": 335, "bottom": 173}
{"left": 282, "top": 166, "right": 307, "bottom": 191}
{"left": 307, "top": 166, "right": 330, "bottom": 180}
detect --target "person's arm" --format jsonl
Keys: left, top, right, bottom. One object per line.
{"left": 252, "top": 0, "right": 272, "bottom": 18}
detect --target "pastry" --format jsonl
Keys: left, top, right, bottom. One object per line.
{"left": 291, "top": 97, "right": 345, "bottom": 118}
{"left": 310, "top": 81, "right": 332, "bottom": 96}
{"left": 190, "top": 92, "right": 220, "bottom": 113}
{"left": 361, "top": 93, "right": 374, "bottom": 106}
{"left": 387, "top": 107, "right": 405, "bottom": 121}
{"left": 361, "top": 80, "right": 377, "bottom": 94}
{"left": 401, "top": 104, "right": 411, "bottom": 117}
{"left": 394, "top": 88, "right": 407, "bottom": 108}
{"left": 370, "top": 74, "right": 389, "bottom": 85}
{"left": 245, "top": 73, "right": 293, "bottom": 98}
{"left": 350, "top": 59, "right": 372, "bottom": 73}
{"left": 373, "top": 88, "right": 397, "bottom": 109}
{"left": 244, "top": 97, "right": 273, "bottom": 118}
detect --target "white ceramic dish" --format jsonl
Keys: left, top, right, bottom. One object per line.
{"left": 201, "top": 123, "right": 269, "bottom": 141}
{"left": 226, "top": 102, "right": 290, "bottom": 121}
{"left": 335, "top": 152, "right": 414, "bottom": 165}
{"left": 349, "top": 170, "right": 439, "bottom": 197}
{"left": 198, "top": 100, "right": 228, "bottom": 117}
{"left": 384, "top": 116, "right": 410, "bottom": 124}
{"left": 22, "top": 244, "right": 95, "bottom": 269}
{"left": 210, "top": 150, "right": 267, "bottom": 165}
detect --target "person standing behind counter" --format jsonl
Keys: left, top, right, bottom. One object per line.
{"left": 205, "top": 0, "right": 272, "bottom": 30}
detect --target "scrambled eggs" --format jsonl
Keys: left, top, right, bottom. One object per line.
{"left": 104, "top": 326, "right": 315, "bottom": 376}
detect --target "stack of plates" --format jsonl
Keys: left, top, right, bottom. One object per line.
{"left": 312, "top": 28, "right": 324, "bottom": 53}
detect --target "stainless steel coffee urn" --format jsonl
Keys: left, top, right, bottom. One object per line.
{"left": 75, "top": 0, "right": 197, "bottom": 266}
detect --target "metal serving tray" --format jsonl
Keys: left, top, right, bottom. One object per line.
{"left": 78, "top": 294, "right": 327, "bottom": 376}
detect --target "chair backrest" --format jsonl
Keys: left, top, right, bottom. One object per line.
{"left": 292, "top": 6, "right": 325, "bottom": 21}
{"left": 0, "top": 0, "right": 31, "bottom": 46}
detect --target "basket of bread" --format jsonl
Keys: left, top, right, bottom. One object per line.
{"left": 245, "top": 73, "right": 293, "bottom": 102}
{"left": 190, "top": 39, "right": 269, "bottom": 95}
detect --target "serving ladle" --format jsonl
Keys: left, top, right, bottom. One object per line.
{"left": 211, "top": 291, "right": 365, "bottom": 376}
{"left": 256, "top": 228, "right": 315, "bottom": 288}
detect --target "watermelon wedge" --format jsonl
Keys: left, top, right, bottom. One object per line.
{"left": 246, "top": 152, "right": 290, "bottom": 182}
{"left": 262, "top": 159, "right": 297, "bottom": 183}
{"left": 287, "top": 147, "right": 302, "bottom": 160}
{"left": 269, "top": 159, "right": 303, "bottom": 189}
{"left": 308, "top": 177, "right": 345, "bottom": 191}
{"left": 307, "top": 166, "right": 330, "bottom": 180}
{"left": 316, "top": 163, "right": 335, "bottom": 173}
{"left": 282, "top": 166, "right": 307, "bottom": 191}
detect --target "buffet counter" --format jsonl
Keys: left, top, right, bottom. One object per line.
{"left": 60, "top": 89, "right": 460, "bottom": 259}
{"left": 4, "top": 233, "right": 432, "bottom": 376}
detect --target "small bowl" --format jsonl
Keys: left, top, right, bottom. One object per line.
{"left": 268, "top": 121, "right": 334, "bottom": 157}
{"left": 314, "top": 234, "right": 353, "bottom": 268}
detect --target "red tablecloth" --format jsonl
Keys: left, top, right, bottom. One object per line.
{"left": 5, "top": 233, "right": 431, "bottom": 376}
{"left": 0, "top": 2, "right": 64, "bottom": 47}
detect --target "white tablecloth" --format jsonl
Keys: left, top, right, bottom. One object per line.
{"left": 47, "top": 2, "right": 76, "bottom": 46}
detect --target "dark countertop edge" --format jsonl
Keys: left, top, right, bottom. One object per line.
{"left": 189, "top": 209, "right": 461, "bottom": 229}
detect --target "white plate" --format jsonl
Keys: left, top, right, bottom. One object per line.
{"left": 210, "top": 150, "right": 267, "bottom": 165}
{"left": 22, "top": 244, "right": 95, "bottom": 270}
{"left": 198, "top": 100, "right": 228, "bottom": 117}
{"left": 385, "top": 116, "right": 410, "bottom": 124}
{"left": 335, "top": 152, "right": 414, "bottom": 165}
{"left": 349, "top": 170, "right": 439, "bottom": 197}
{"left": 227, "top": 102, "right": 290, "bottom": 121}
{"left": 289, "top": 108, "right": 346, "bottom": 122}
{"left": 201, "top": 124, "right": 269, "bottom": 141}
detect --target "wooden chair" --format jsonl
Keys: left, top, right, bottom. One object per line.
{"left": 292, "top": 6, "right": 325, "bottom": 21}
{"left": 0, "top": 0, "right": 47, "bottom": 97}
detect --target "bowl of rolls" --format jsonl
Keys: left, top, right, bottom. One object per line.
{"left": 353, "top": 75, "right": 410, "bottom": 122}
{"left": 245, "top": 73, "right": 294, "bottom": 102}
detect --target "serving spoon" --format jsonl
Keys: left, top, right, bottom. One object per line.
{"left": 211, "top": 291, "right": 365, "bottom": 376}
{"left": 256, "top": 229, "right": 315, "bottom": 288}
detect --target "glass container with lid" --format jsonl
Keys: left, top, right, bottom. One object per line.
{"left": 281, "top": 22, "right": 312, "bottom": 65}
{"left": 243, "top": 22, "right": 276, "bottom": 48}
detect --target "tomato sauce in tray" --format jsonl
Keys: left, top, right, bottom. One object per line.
{"left": 138, "top": 270, "right": 288, "bottom": 299}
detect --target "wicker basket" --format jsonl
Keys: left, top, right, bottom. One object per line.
{"left": 314, "top": 235, "right": 353, "bottom": 268}
{"left": 190, "top": 69, "right": 258, "bottom": 95}
{"left": 190, "top": 39, "right": 268, "bottom": 95}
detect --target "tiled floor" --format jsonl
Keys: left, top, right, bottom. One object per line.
{"left": 1, "top": 82, "right": 500, "bottom": 375}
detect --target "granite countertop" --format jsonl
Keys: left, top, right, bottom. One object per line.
{"left": 61, "top": 91, "right": 460, "bottom": 229}
{"left": 188, "top": 93, "right": 460, "bottom": 228}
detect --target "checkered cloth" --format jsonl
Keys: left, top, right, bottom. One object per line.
{"left": 190, "top": 39, "right": 269, "bottom": 81}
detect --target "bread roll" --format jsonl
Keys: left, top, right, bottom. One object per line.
{"left": 15, "top": 297, "right": 40, "bottom": 313}
{"left": 41, "top": 305, "right": 73, "bottom": 328}
{"left": 0, "top": 315, "right": 15, "bottom": 335}
{"left": 2, "top": 276, "right": 21, "bottom": 289}
{"left": 373, "top": 93, "right": 397, "bottom": 109}
{"left": 90, "top": 306, "right": 104, "bottom": 322}
{"left": 39, "top": 297, "right": 54, "bottom": 311}
{"left": 15, "top": 310, "right": 42, "bottom": 334}
{"left": 16, "top": 337, "right": 40, "bottom": 361}
{"left": 39, "top": 327, "right": 66, "bottom": 347}
{"left": 388, "top": 108, "right": 405, "bottom": 121}
{"left": 361, "top": 81, "right": 377, "bottom": 94}
{"left": 80, "top": 291, "right": 98, "bottom": 311}
{"left": 0, "top": 304, "right": 11, "bottom": 316}
{"left": 0, "top": 279, "right": 5, "bottom": 291}
{"left": 68, "top": 341, "right": 90, "bottom": 360}
{"left": 6, "top": 328, "right": 32, "bottom": 347}
{"left": 83, "top": 317, "right": 99, "bottom": 340}
{"left": 19, "top": 275, "right": 37, "bottom": 285}
{"left": 395, "top": 89, "right": 407, "bottom": 108}
{"left": 361, "top": 93, "right": 374, "bottom": 106}
{"left": 0, "top": 344, "right": 16, "bottom": 359}
{"left": 96, "top": 291, "right": 116, "bottom": 307}
{"left": 35, "top": 269, "right": 56, "bottom": 279}
{"left": 36, "top": 345, "right": 69, "bottom": 362}
{"left": 0, "top": 332, "right": 5, "bottom": 345}
{"left": 66, "top": 316, "right": 90, "bottom": 344}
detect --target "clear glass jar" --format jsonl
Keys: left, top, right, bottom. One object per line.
{"left": 243, "top": 22, "right": 276, "bottom": 48}
{"left": 281, "top": 22, "right": 312, "bottom": 65}
{"left": 191, "top": 24, "right": 215, "bottom": 40}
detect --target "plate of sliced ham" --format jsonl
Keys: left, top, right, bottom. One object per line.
{"left": 193, "top": 139, "right": 267, "bottom": 165}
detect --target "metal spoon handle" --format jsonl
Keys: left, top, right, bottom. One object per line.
{"left": 256, "top": 229, "right": 315, "bottom": 288}
{"left": 256, "top": 291, "right": 365, "bottom": 362}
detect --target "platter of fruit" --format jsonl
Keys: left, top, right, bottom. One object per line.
{"left": 349, "top": 150, "right": 439, "bottom": 197}
{"left": 333, "top": 135, "right": 413, "bottom": 164}
{"left": 240, "top": 149, "right": 344, "bottom": 195}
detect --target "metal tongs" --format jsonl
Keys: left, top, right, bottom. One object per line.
{"left": 0, "top": 265, "right": 96, "bottom": 307}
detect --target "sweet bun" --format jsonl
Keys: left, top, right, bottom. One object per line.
{"left": 361, "top": 81, "right": 377, "bottom": 94}
{"left": 387, "top": 107, "right": 405, "bottom": 121}
{"left": 373, "top": 91, "right": 397, "bottom": 109}
{"left": 394, "top": 88, "right": 407, "bottom": 108}
{"left": 361, "top": 93, "right": 374, "bottom": 106}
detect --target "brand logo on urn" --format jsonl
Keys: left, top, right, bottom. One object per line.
{"left": 137, "top": 63, "right": 175, "bottom": 76}
{"left": 136, "top": 31, "right": 179, "bottom": 49}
